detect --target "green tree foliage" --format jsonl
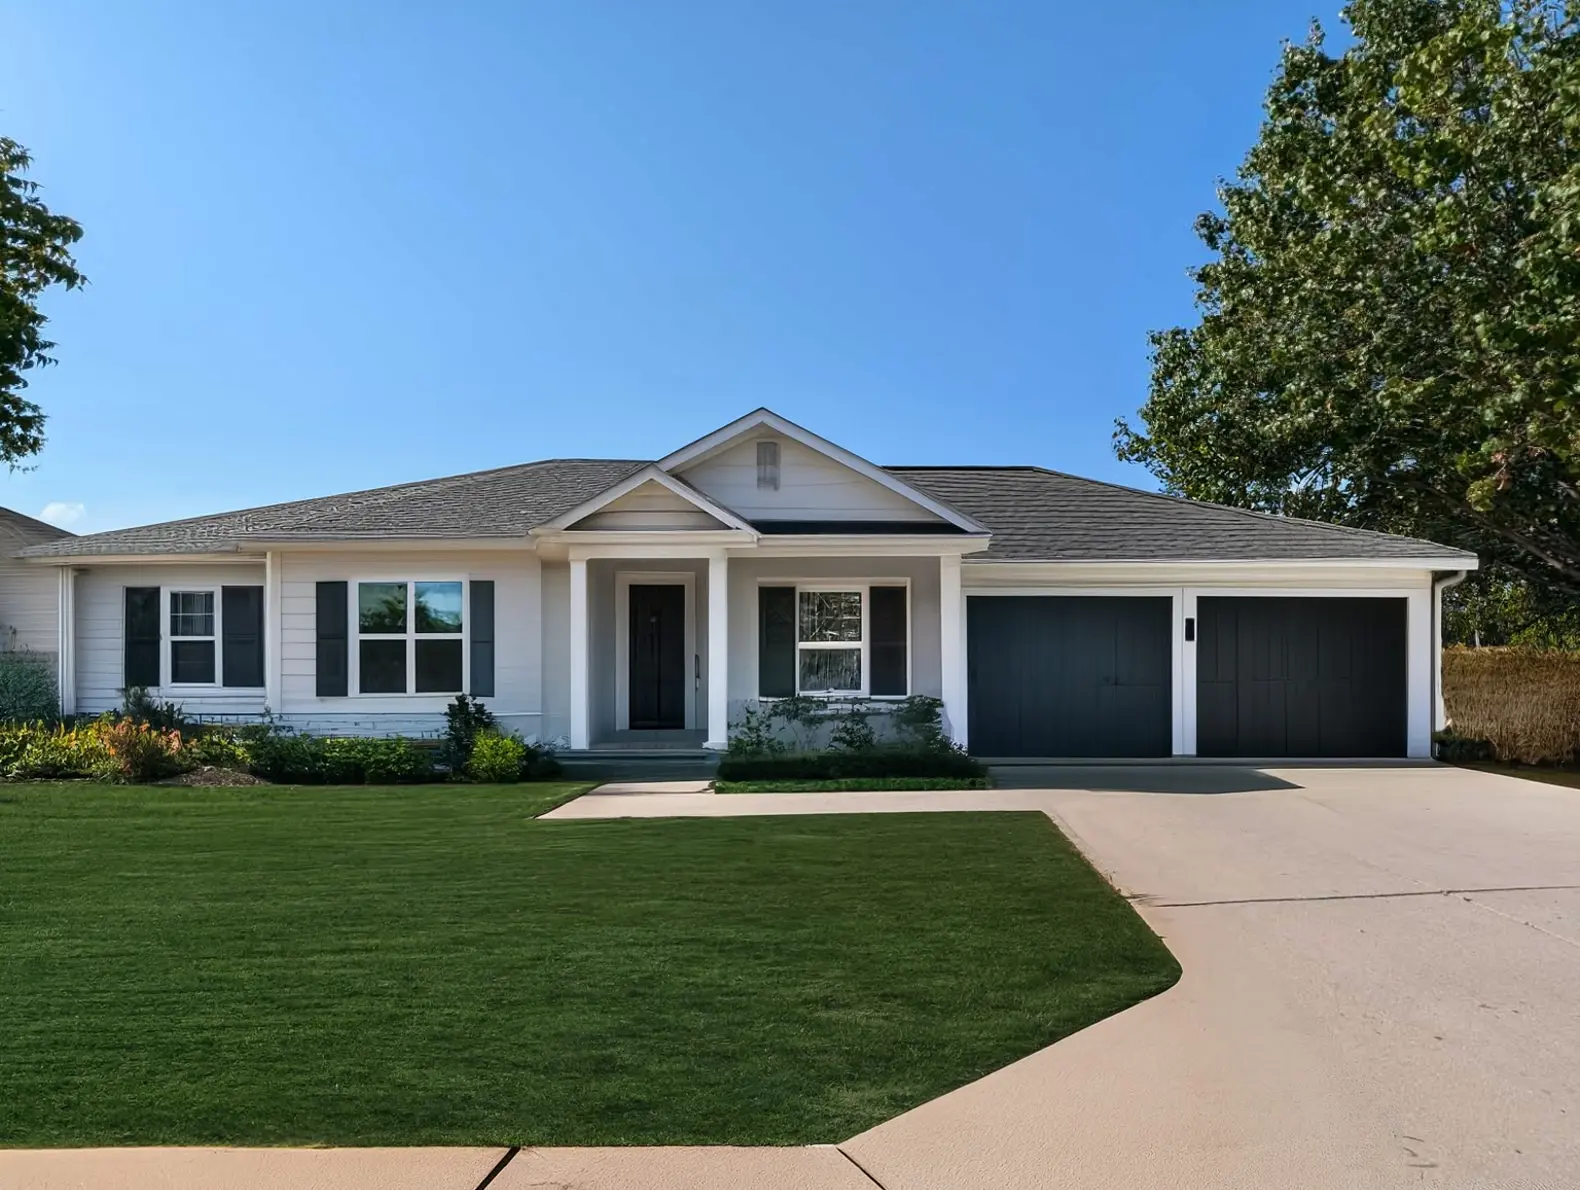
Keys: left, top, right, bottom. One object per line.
{"left": 1116, "top": 0, "right": 1580, "bottom": 596}
{"left": 1443, "top": 569, "right": 1580, "bottom": 647}
{"left": 0, "top": 137, "right": 84, "bottom": 466}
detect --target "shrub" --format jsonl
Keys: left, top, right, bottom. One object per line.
{"left": 716, "top": 747, "right": 986, "bottom": 782}
{"left": 121, "top": 687, "right": 194, "bottom": 735}
{"left": 185, "top": 728, "right": 251, "bottom": 771}
{"left": 828, "top": 706, "right": 877, "bottom": 752}
{"left": 441, "top": 695, "right": 496, "bottom": 773}
{"left": 522, "top": 740, "right": 562, "bottom": 780}
{"left": 245, "top": 730, "right": 331, "bottom": 784}
{"left": 466, "top": 731, "right": 527, "bottom": 783}
{"left": 0, "top": 720, "right": 115, "bottom": 781}
{"left": 244, "top": 729, "right": 439, "bottom": 785}
{"left": 99, "top": 719, "right": 188, "bottom": 782}
{"left": 1432, "top": 729, "right": 1495, "bottom": 764}
{"left": 0, "top": 653, "right": 58, "bottom": 724}
{"left": 1442, "top": 647, "right": 1580, "bottom": 765}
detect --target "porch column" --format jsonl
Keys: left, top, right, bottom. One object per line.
{"left": 263, "top": 550, "right": 282, "bottom": 714}
{"left": 56, "top": 566, "right": 76, "bottom": 717}
{"left": 705, "top": 551, "right": 729, "bottom": 749}
{"left": 939, "top": 554, "right": 966, "bottom": 747}
{"left": 569, "top": 556, "right": 590, "bottom": 750}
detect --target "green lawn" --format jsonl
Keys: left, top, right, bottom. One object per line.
{"left": 1462, "top": 762, "right": 1580, "bottom": 790}
{"left": 0, "top": 783, "right": 1178, "bottom": 1147}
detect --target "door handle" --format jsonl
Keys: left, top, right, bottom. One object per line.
{"left": 695, "top": 654, "right": 701, "bottom": 688}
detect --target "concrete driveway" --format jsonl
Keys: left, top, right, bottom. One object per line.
{"left": 844, "top": 763, "right": 1580, "bottom": 1190}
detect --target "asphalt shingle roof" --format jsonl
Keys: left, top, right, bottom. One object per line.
{"left": 887, "top": 467, "right": 1474, "bottom": 562}
{"left": 17, "top": 459, "right": 650, "bottom": 558}
{"left": 17, "top": 457, "right": 1473, "bottom": 564}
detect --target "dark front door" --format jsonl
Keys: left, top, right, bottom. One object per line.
{"left": 967, "top": 596, "right": 1173, "bottom": 757}
{"left": 1196, "top": 597, "right": 1407, "bottom": 757}
{"left": 629, "top": 584, "right": 687, "bottom": 729}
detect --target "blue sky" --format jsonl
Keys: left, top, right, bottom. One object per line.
{"left": 5, "top": 0, "right": 1343, "bottom": 534}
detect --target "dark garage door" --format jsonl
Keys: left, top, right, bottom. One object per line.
{"left": 1196, "top": 597, "right": 1407, "bottom": 758}
{"left": 968, "top": 596, "right": 1172, "bottom": 757}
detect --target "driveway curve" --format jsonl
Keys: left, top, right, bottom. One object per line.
{"left": 843, "top": 764, "right": 1580, "bottom": 1190}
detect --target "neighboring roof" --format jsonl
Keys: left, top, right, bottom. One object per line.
{"left": 18, "top": 459, "right": 650, "bottom": 558}
{"left": 887, "top": 467, "right": 1478, "bottom": 563}
{"left": 0, "top": 506, "right": 74, "bottom": 545}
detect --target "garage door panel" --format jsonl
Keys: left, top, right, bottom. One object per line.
{"left": 968, "top": 596, "right": 1172, "bottom": 758}
{"left": 1197, "top": 597, "right": 1406, "bottom": 758}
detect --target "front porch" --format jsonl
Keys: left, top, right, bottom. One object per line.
{"left": 561, "top": 548, "right": 968, "bottom": 752}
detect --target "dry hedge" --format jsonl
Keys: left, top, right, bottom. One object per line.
{"left": 1442, "top": 648, "right": 1580, "bottom": 765}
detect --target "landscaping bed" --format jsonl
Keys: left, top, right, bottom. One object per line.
{"left": 0, "top": 785, "right": 1177, "bottom": 1147}
{"left": 715, "top": 777, "right": 991, "bottom": 793}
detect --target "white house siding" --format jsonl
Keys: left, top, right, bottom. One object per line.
{"left": 0, "top": 555, "right": 60, "bottom": 656}
{"left": 725, "top": 555, "right": 944, "bottom": 723}
{"left": 571, "top": 481, "right": 726, "bottom": 531}
{"left": 962, "top": 561, "right": 1437, "bottom": 759}
{"left": 679, "top": 433, "right": 942, "bottom": 522}
{"left": 278, "top": 549, "right": 542, "bottom": 737}
{"left": 74, "top": 562, "right": 269, "bottom": 718}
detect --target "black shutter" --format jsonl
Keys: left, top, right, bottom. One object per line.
{"left": 316, "top": 581, "right": 349, "bottom": 697}
{"left": 758, "top": 586, "right": 796, "bottom": 697}
{"left": 124, "top": 587, "right": 162, "bottom": 689}
{"left": 222, "top": 586, "right": 265, "bottom": 688}
{"left": 470, "top": 580, "right": 495, "bottom": 697}
{"left": 870, "top": 586, "right": 908, "bottom": 696}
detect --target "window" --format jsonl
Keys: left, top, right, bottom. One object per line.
{"left": 797, "top": 589, "right": 864, "bottom": 694}
{"left": 356, "top": 580, "right": 464, "bottom": 695}
{"left": 756, "top": 440, "right": 781, "bottom": 490}
{"left": 168, "top": 590, "right": 216, "bottom": 684}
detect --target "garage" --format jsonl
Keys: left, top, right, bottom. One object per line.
{"left": 967, "top": 596, "right": 1172, "bottom": 758}
{"left": 1196, "top": 596, "right": 1407, "bottom": 758}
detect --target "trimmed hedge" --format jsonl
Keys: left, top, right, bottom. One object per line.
{"left": 716, "top": 777, "right": 991, "bottom": 793}
{"left": 1442, "top": 647, "right": 1580, "bottom": 765}
{"left": 716, "top": 747, "right": 986, "bottom": 782}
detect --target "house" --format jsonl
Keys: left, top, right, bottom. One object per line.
{"left": 14, "top": 409, "right": 1477, "bottom": 759}
{"left": 0, "top": 507, "right": 74, "bottom": 662}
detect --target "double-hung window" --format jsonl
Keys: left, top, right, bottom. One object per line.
{"left": 357, "top": 580, "right": 465, "bottom": 695}
{"left": 797, "top": 589, "right": 865, "bottom": 695}
{"left": 168, "top": 590, "right": 217, "bottom": 685}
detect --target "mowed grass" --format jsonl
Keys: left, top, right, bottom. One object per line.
{"left": 0, "top": 783, "right": 1178, "bottom": 1147}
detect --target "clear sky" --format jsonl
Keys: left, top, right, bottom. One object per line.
{"left": 4, "top": 0, "right": 1344, "bottom": 534}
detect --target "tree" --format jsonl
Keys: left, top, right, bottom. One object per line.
{"left": 1116, "top": 0, "right": 1580, "bottom": 598}
{"left": 0, "top": 137, "right": 84, "bottom": 467}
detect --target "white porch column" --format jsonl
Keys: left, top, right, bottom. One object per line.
{"left": 263, "top": 550, "right": 282, "bottom": 714}
{"left": 56, "top": 566, "right": 76, "bottom": 717}
{"left": 706, "top": 551, "right": 729, "bottom": 749}
{"left": 569, "top": 555, "right": 590, "bottom": 750}
{"left": 939, "top": 554, "right": 966, "bottom": 747}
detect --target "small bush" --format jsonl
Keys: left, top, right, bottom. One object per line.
{"left": 99, "top": 720, "right": 188, "bottom": 782}
{"left": 185, "top": 728, "right": 251, "bottom": 771}
{"left": 0, "top": 719, "right": 115, "bottom": 781}
{"left": 442, "top": 695, "right": 496, "bottom": 773}
{"left": 121, "top": 687, "right": 194, "bottom": 735}
{"left": 0, "top": 653, "right": 58, "bottom": 724}
{"left": 716, "top": 747, "right": 986, "bottom": 782}
{"left": 466, "top": 731, "right": 527, "bottom": 783}
{"left": 1432, "top": 729, "right": 1495, "bottom": 764}
{"left": 1442, "top": 647, "right": 1580, "bottom": 765}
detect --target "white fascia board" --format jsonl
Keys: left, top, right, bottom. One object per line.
{"left": 532, "top": 464, "right": 759, "bottom": 535}
{"left": 19, "top": 551, "right": 259, "bottom": 567}
{"left": 656, "top": 408, "right": 990, "bottom": 535}
{"left": 964, "top": 556, "right": 1477, "bottom": 573}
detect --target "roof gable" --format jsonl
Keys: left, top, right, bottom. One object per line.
{"left": 660, "top": 409, "right": 987, "bottom": 533}
{"left": 536, "top": 465, "right": 757, "bottom": 535}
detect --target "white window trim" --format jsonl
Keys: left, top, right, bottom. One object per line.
{"left": 165, "top": 587, "right": 221, "bottom": 689}
{"left": 351, "top": 577, "right": 470, "bottom": 698}
{"left": 755, "top": 579, "right": 912, "bottom": 701}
